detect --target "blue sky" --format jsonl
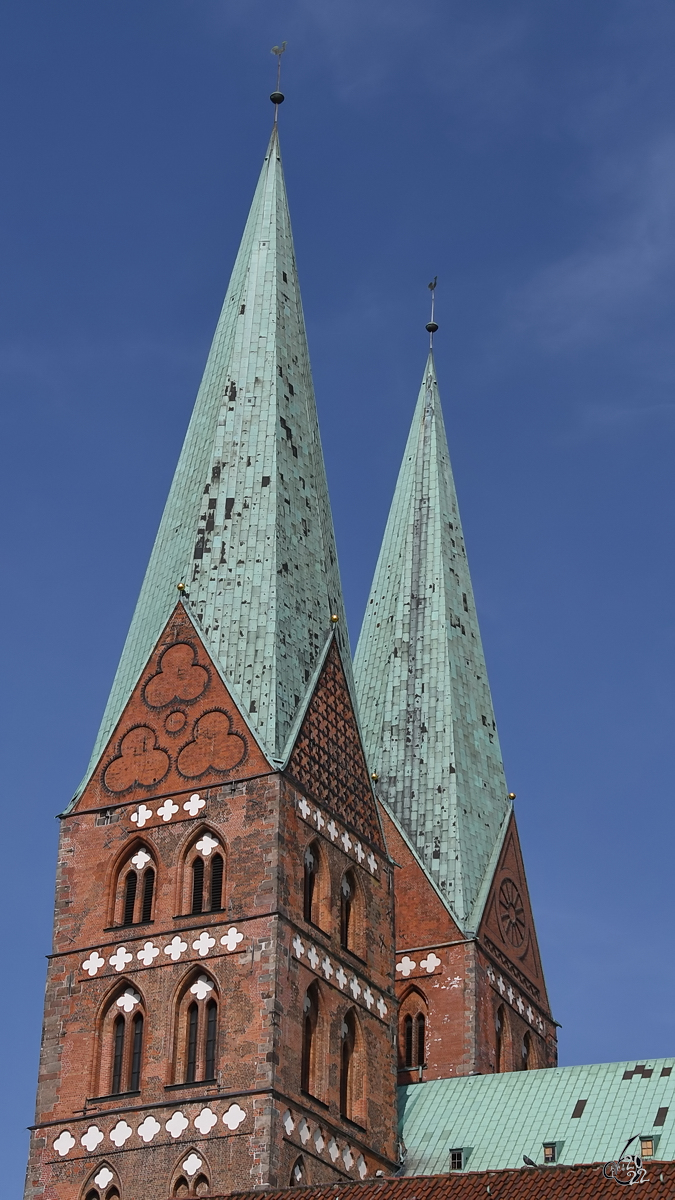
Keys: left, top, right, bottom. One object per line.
{"left": 2, "top": 1, "right": 674, "bottom": 1190}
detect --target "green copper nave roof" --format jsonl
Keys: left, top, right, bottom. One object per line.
{"left": 353, "top": 352, "right": 509, "bottom": 924}
{"left": 80, "top": 125, "right": 349, "bottom": 787}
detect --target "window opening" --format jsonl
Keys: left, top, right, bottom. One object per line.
{"left": 205, "top": 999, "right": 217, "bottom": 1080}
{"left": 449, "top": 1149, "right": 463, "bottom": 1171}
{"left": 173, "top": 1178, "right": 189, "bottom": 1197}
{"left": 111, "top": 1015, "right": 125, "bottom": 1094}
{"left": 85, "top": 1191, "right": 99, "bottom": 1200}
{"left": 141, "top": 869, "right": 155, "bottom": 923}
{"left": 192, "top": 858, "right": 204, "bottom": 914}
{"left": 495, "top": 1005, "right": 504, "bottom": 1072}
{"left": 543, "top": 1143, "right": 556, "bottom": 1163}
{"left": 340, "top": 1009, "right": 356, "bottom": 1117}
{"left": 186, "top": 1003, "right": 198, "bottom": 1083}
{"left": 416, "top": 1013, "right": 426, "bottom": 1067}
{"left": 304, "top": 845, "right": 317, "bottom": 923}
{"left": 301, "top": 984, "right": 319, "bottom": 1095}
{"left": 194, "top": 1175, "right": 210, "bottom": 1196}
{"left": 123, "top": 871, "right": 137, "bottom": 926}
{"left": 340, "top": 871, "right": 354, "bottom": 950}
{"left": 210, "top": 854, "right": 224, "bottom": 911}
{"left": 130, "top": 1013, "right": 143, "bottom": 1091}
{"left": 522, "top": 1032, "right": 531, "bottom": 1070}
{"left": 404, "top": 1015, "right": 413, "bottom": 1068}
{"left": 291, "top": 1157, "right": 305, "bottom": 1185}
{"left": 641, "top": 1138, "right": 654, "bottom": 1158}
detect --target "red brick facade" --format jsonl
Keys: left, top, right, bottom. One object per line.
{"left": 24, "top": 609, "right": 398, "bottom": 1199}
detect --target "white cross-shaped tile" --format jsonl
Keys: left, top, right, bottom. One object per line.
{"left": 131, "top": 804, "right": 153, "bottom": 828}
{"left": 321, "top": 956, "right": 334, "bottom": 980}
{"left": 342, "top": 1146, "right": 354, "bottom": 1169}
{"left": 221, "top": 926, "right": 244, "bottom": 952}
{"left": 497, "top": 976, "right": 506, "bottom": 994}
{"left": 292, "top": 935, "right": 305, "bottom": 958}
{"left": 282, "top": 1109, "right": 295, "bottom": 1135}
{"left": 341, "top": 831, "right": 352, "bottom": 852}
{"left": 526, "top": 1006, "right": 534, "bottom": 1023}
{"left": 116, "top": 988, "right": 141, "bottom": 1013}
{"left": 165, "top": 1111, "right": 189, "bottom": 1139}
{"left": 192, "top": 931, "right": 216, "bottom": 957}
{"left": 183, "top": 793, "right": 205, "bottom": 817}
{"left": 196, "top": 834, "right": 219, "bottom": 857}
{"left": 335, "top": 966, "right": 347, "bottom": 990}
{"left": 328, "top": 1138, "right": 339, "bottom": 1162}
{"left": 157, "top": 798, "right": 179, "bottom": 822}
{"left": 222, "top": 1103, "right": 246, "bottom": 1130}
{"left": 486, "top": 964, "right": 495, "bottom": 982}
{"left": 307, "top": 945, "right": 319, "bottom": 970}
{"left": 80, "top": 1125, "right": 104, "bottom": 1152}
{"left": 94, "top": 1167, "right": 114, "bottom": 1188}
{"left": 537, "top": 1016, "right": 544, "bottom": 1032}
{"left": 349, "top": 976, "right": 361, "bottom": 999}
{"left": 377, "top": 996, "right": 388, "bottom": 1019}
{"left": 137, "top": 941, "right": 159, "bottom": 967}
{"left": 164, "top": 935, "right": 187, "bottom": 961}
{"left": 182, "top": 1153, "right": 203, "bottom": 1177}
{"left": 298, "top": 797, "right": 311, "bottom": 819}
{"left": 420, "top": 952, "right": 441, "bottom": 973}
{"left": 82, "top": 951, "right": 105, "bottom": 977}
{"left": 363, "top": 987, "right": 374, "bottom": 1009}
{"left": 190, "top": 975, "right": 214, "bottom": 1000}
{"left": 109, "top": 946, "right": 133, "bottom": 973}
{"left": 137, "top": 1115, "right": 161, "bottom": 1143}
{"left": 131, "top": 850, "right": 151, "bottom": 870}
{"left": 298, "top": 1118, "right": 310, "bottom": 1145}
{"left": 396, "top": 956, "right": 416, "bottom": 978}
{"left": 355, "top": 843, "right": 365, "bottom": 863}
{"left": 367, "top": 852, "right": 378, "bottom": 873}
{"left": 357, "top": 1155, "right": 368, "bottom": 1179}
{"left": 507, "top": 986, "right": 515, "bottom": 1003}
{"left": 327, "top": 820, "right": 338, "bottom": 841}
{"left": 314, "top": 1128, "right": 325, "bottom": 1153}
{"left": 194, "top": 1107, "right": 218, "bottom": 1135}
{"left": 516, "top": 996, "right": 525, "bottom": 1015}
{"left": 109, "top": 1120, "right": 132, "bottom": 1147}
{"left": 53, "top": 1131, "right": 75, "bottom": 1157}
{"left": 313, "top": 809, "right": 325, "bottom": 831}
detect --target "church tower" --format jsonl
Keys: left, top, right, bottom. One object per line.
{"left": 354, "top": 344, "right": 557, "bottom": 1082}
{"left": 24, "top": 116, "right": 398, "bottom": 1200}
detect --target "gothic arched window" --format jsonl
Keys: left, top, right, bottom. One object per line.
{"left": 340, "top": 1007, "right": 366, "bottom": 1125}
{"left": 495, "top": 1005, "right": 506, "bottom": 1072}
{"left": 303, "top": 839, "right": 330, "bottom": 930}
{"left": 113, "top": 845, "right": 156, "bottom": 927}
{"left": 290, "top": 1156, "right": 306, "bottom": 1186}
{"left": 99, "top": 984, "right": 146, "bottom": 1097}
{"left": 173, "top": 972, "right": 219, "bottom": 1084}
{"left": 180, "top": 831, "right": 226, "bottom": 916}
{"left": 301, "top": 982, "right": 321, "bottom": 1097}
{"left": 398, "top": 987, "right": 428, "bottom": 1073}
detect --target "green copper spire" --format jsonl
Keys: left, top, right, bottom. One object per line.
{"left": 353, "top": 352, "right": 510, "bottom": 925}
{"left": 81, "top": 125, "right": 349, "bottom": 785}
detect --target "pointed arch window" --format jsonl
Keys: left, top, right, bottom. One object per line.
{"left": 301, "top": 982, "right": 321, "bottom": 1097}
{"left": 181, "top": 832, "right": 226, "bottom": 916}
{"left": 339, "top": 868, "right": 365, "bottom": 958}
{"left": 340, "top": 1007, "right": 367, "bottom": 1125}
{"left": 495, "top": 1004, "right": 506, "bottom": 1073}
{"left": 173, "top": 973, "right": 219, "bottom": 1084}
{"left": 290, "top": 1157, "right": 306, "bottom": 1186}
{"left": 113, "top": 845, "right": 156, "bottom": 927}
{"left": 399, "top": 987, "right": 428, "bottom": 1075}
{"left": 303, "top": 839, "right": 329, "bottom": 930}
{"left": 99, "top": 987, "right": 146, "bottom": 1098}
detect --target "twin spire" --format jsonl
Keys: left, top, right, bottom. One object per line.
{"left": 79, "top": 110, "right": 511, "bottom": 926}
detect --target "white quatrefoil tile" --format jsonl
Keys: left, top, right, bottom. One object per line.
{"left": 194, "top": 1107, "right": 218, "bottom": 1135}
{"left": 184, "top": 793, "right": 205, "bottom": 817}
{"left": 222, "top": 1103, "right": 246, "bottom": 1130}
{"left": 220, "top": 926, "right": 244, "bottom": 952}
{"left": 190, "top": 975, "right": 214, "bottom": 1001}
{"left": 420, "top": 952, "right": 441, "bottom": 973}
{"left": 196, "top": 834, "right": 219, "bottom": 857}
{"left": 166, "top": 1111, "right": 189, "bottom": 1139}
{"left": 80, "top": 1125, "right": 104, "bottom": 1152}
{"left": 137, "top": 1115, "right": 161, "bottom": 1143}
{"left": 183, "top": 1153, "right": 203, "bottom": 1177}
{"left": 94, "top": 1167, "right": 114, "bottom": 1189}
{"left": 192, "top": 931, "right": 215, "bottom": 957}
{"left": 131, "top": 804, "right": 153, "bottom": 828}
{"left": 82, "top": 951, "right": 105, "bottom": 977}
{"left": 357, "top": 1154, "right": 367, "bottom": 1179}
{"left": 157, "top": 798, "right": 179, "bottom": 822}
{"left": 131, "top": 850, "right": 151, "bottom": 870}
{"left": 109, "top": 1120, "right": 132, "bottom": 1148}
{"left": 109, "top": 946, "right": 133, "bottom": 973}
{"left": 396, "top": 956, "right": 416, "bottom": 978}
{"left": 116, "top": 988, "right": 141, "bottom": 1013}
{"left": 137, "top": 941, "right": 160, "bottom": 967}
{"left": 282, "top": 1109, "right": 294, "bottom": 1135}
{"left": 164, "top": 935, "right": 187, "bottom": 961}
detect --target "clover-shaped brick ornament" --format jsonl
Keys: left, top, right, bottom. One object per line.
{"left": 116, "top": 988, "right": 141, "bottom": 1013}
{"left": 396, "top": 956, "right": 416, "bottom": 978}
{"left": 220, "top": 926, "right": 244, "bottom": 952}
{"left": 137, "top": 941, "right": 159, "bottom": 967}
{"left": 82, "top": 951, "right": 105, "bottom": 977}
{"left": 80, "top": 1125, "right": 104, "bottom": 1153}
{"left": 183, "top": 793, "right": 205, "bottom": 816}
{"left": 104, "top": 727, "right": 169, "bottom": 794}
{"left": 131, "top": 804, "right": 153, "bottom": 828}
{"left": 182, "top": 1153, "right": 203, "bottom": 1177}
{"left": 157, "top": 798, "right": 179, "bottom": 822}
{"left": 52, "top": 1131, "right": 75, "bottom": 1157}
{"left": 137, "top": 1115, "right": 161, "bottom": 1143}
{"left": 109, "top": 1120, "right": 132, "bottom": 1148}
{"left": 177, "top": 710, "right": 246, "bottom": 778}
{"left": 194, "top": 1107, "right": 218, "bottom": 1135}
{"left": 94, "top": 1168, "right": 114, "bottom": 1189}
{"left": 222, "top": 1104, "right": 246, "bottom": 1131}
{"left": 109, "top": 946, "right": 133, "bottom": 972}
{"left": 195, "top": 834, "right": 219, "bottom": 857}
{"left": 192, "top": 931, "right": 216, "bottom": 957}
{"left": 166, "top": 1111, "right": 189, "bottom": 1139}
{"left": 164, "top": 935, "right": 187, "bottom": 962}
{"left": 190, "top": 975, "right": 214, "bottom": 1001}
{"left": 144, "top": 644, "right": 209, "bottom": 708}
{"left": 131, "top": 850, "right": 151, "bottom": 870}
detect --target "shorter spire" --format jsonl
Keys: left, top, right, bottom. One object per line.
{"left": 270, "top": 42, "right": 287, "bottom": 116}
{"left": 426, "top": 276, "right": 439, "bottom": 347}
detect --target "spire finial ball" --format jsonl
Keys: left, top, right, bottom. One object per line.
{"left": 426, "top": 321, "right": 439, "bottom": 334}
{"left": 330, "top": 614, "right": 339, "bottom": 623}
{"left": 508, "top": 792, "right": 516, "bottom": 800}
{"left": 270, "top": 91, "right": 285, "bottom": 105}
{"left": 371, "top": 772, "right": 379, "bottom": 782}
{"left": 176, "top": 582, "right": 186, "bottom": 593}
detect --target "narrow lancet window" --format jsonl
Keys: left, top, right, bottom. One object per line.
{"left": 122, "top": 872, "right": 137, "bottom": 926}
{"left": 210, "top": 854, "right": 223, "bottom": 911}
{"left": 191, "top": 858, "right": 204, "bottom": 915}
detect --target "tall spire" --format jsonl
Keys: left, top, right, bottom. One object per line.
{"left": 81, "top": 124, "right": 349, "bottom": 787}
{"left": 353, "top": 350, "right": 510, "bottom": 925}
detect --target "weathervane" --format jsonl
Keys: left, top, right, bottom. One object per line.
{"left": 426, "top": 276, "right": 438, "bottom": 347}
{"left": 270, "top": 42, "right": 287, "bottom": 120}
